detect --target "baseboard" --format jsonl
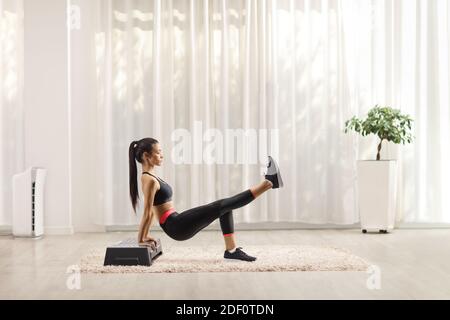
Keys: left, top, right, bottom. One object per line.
{"left": 1, "top": 225, "right": 75, "bottom": 236}
{"left": 3, "top": 222, "right": 449, "bottom": 235}
{"left": 73, "top": 225, "right": 107, "bottom": 233}
{"left": 106, "top": 225, "right": 140, "bottom": 232}
{"left": 0, "top": 225, "right": 12, "bottom": 236}
{"left": 396, "top": 222, "right": 450, "bottom": 229}
{"left": 44, "top": 226, "right": 74, "bottom": 235}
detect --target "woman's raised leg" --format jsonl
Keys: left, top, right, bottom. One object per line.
{"left": 171, "top": 179, "right": 273, "bottom": 241}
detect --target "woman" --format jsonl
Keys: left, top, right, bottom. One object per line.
{"left": 129, "top": 138, "right": 283, "bottom": 262}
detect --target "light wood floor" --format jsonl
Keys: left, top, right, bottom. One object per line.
{"left": 1, "top": 229, "right": 450, "bottom": 300}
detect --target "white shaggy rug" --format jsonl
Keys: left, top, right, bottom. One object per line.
{"left": 78, "top": 245, "right": 370, "bottom": 273}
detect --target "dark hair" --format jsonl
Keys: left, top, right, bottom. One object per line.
{"left": 129, "top": 137, "right": 159, "bottom": 213}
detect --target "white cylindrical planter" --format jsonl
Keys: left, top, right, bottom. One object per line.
{"left": 357, "top": 160, "right": 397, "bottom": 233}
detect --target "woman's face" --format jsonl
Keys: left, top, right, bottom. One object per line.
{"left": 145, "top": 143, "right": 164, "bottom": 166}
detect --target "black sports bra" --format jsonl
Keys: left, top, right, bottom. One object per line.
{"left": 142, "top": 172, "right": 173, "bottom": 206}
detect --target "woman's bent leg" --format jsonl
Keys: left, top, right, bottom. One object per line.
{"left": 220, "top": 211, "right": 236, "bottom": 250}
{"left": 219, "top": 210, "right": 234, "bottom": 236}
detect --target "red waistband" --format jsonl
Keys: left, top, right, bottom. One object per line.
{"left": 159, "top": 208, "right": 175, "bottom": 225}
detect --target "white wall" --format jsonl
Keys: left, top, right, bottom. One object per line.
{"left": 23, "top": 0, "right": 72, "bottom": 234}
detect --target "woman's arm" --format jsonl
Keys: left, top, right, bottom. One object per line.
{"left": 138, "top": 207, "right": 154, "bottom": 244}
{"left": 142, "top": 208, "right": 154, "bottom": 239}
{"left": 138, "top": 177, "right": 158, "bottom": 244}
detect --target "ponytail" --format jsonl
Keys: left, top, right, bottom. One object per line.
{"left": 128, "top": 138, "right": 159, "bottom": 214}
{"left": 129, "top": 140, "right": 139, "bottom": 213}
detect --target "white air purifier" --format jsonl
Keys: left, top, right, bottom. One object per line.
{"left": 12, "top": 167, "right": 47, "bottom": 238}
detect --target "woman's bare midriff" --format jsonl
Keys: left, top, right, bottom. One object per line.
{"left": 153, "top": 201, "right": 174, "bottom": 222}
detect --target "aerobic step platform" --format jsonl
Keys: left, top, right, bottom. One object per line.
{"left": 103, "top": 238, "right": 163, "bottom": 266}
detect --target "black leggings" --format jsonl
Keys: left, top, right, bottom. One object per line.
{"left": 160, "top": 189, "right": 255, "bottom": 241}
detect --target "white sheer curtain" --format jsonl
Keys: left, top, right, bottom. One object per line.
{"left": 0, "top": 0, "right": 23, "bottom": 227}
{"left": 90, "top": 0, "right": 450, "bottom": 227}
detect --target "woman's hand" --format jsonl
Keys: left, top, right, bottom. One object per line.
{"left": 139, "top": 236, "right": 158, "bottom": 250}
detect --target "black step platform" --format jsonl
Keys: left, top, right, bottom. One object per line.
{"left": 103, "top": 238, "right": 163, "bottom": 266}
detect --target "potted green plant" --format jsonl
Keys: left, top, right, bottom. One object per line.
{"left": 344, "top": 105, "right": 414, "bottom": 233}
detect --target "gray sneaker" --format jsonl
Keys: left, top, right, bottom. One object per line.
{"left": 264, "top": 156, "right": 284, "bottom": 189}
{"left": 224, "top": 247, "right": 257, "bottom": 262}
